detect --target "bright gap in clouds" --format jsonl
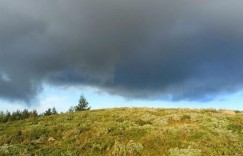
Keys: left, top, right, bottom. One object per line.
{"left": 0, "top": 85, "right": 242, "bottom": 113}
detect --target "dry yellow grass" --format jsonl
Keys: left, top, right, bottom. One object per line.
{"left": 0, "top": 107, "right": 242, "bottom": 155}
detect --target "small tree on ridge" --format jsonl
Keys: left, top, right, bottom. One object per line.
{"left": 74, "top": 94, "right": 91, "bottom": 111}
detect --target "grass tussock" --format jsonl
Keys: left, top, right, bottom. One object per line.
{"left": 0, "top": 108, "right": 242, "bottom": 155}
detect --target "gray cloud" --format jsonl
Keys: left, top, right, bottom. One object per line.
{"left": 1, "top": 0, "right": 243, "bottom": 103}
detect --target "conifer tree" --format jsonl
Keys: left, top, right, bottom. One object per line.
{"left": 44, "top": 108, "right": 52, "bottom": 116}
{"left": 52, "top": 107, "right": 58, "bottom": 114}
{"left": 74, "top": 94, "right": 91, "bottom": 111}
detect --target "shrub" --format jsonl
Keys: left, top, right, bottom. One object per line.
{"left": 135, "top": 119, "right": 152, "bottom": 126}
{"left": 227, "top": 124, "right": 243, "bottom": 133}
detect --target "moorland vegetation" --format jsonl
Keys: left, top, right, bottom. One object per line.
{"left": 0, "top": 106, "right": 242, "bottom": 155}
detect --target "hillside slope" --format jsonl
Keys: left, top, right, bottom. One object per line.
{"left": 0, "top": 108, "right": 242, "bottom": 155}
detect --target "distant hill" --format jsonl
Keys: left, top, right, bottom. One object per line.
{"left": 0, "top": 108, "right": 242, "bottom": 155}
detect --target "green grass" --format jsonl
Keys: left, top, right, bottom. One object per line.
{"left": 0, "top": 108, "right": 242, "bottom": 156}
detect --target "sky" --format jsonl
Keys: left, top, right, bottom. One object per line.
{"left": 0, "top": 0, "right": 243, "bottom": 112}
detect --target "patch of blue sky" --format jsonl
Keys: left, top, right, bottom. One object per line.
{"left": 0, "top": 85, "right": 242, "bottom": 113}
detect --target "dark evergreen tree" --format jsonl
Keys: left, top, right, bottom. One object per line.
{"left": 4, "top": 111, "right": 11, "bottom": 122}
{"left": 52, "top": 107, "right": 58, "bottom": 115}
{"left": 15, "top": 110, "right": 22, "bottom": 120}
{"left": 74, "top": 94, "right": 91, "bottom": 112}
{"left": 30, "top": 110, "right": 38, "bottom": 118}
{"left": 9, "top": 111, "right": 16, "bottom": 121}
{"left": 21, "top": 109, "right": 30, "bottom": 119}
{"left": 0, "top": 109, "right": 39, "bottom": 122}
{"left": 68, "top": 106, "right": 74, "bottom": 113}
{"left": 0, "top": 111, "right": 4, "bottom": 122}
{"left": 44, "top": 108, "right": 52, "bottom": 116}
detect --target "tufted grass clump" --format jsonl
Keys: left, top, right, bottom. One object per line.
{"left": 169, "top": 147, "right": 201, "bottom": 156}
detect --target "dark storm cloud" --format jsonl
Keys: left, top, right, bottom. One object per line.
{"left": 1, "top": 0, "right": 243, "bottom": 102}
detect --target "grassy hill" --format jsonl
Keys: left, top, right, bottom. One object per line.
{"left": 0, "top": 108, "right": 242, "bottom": 156}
